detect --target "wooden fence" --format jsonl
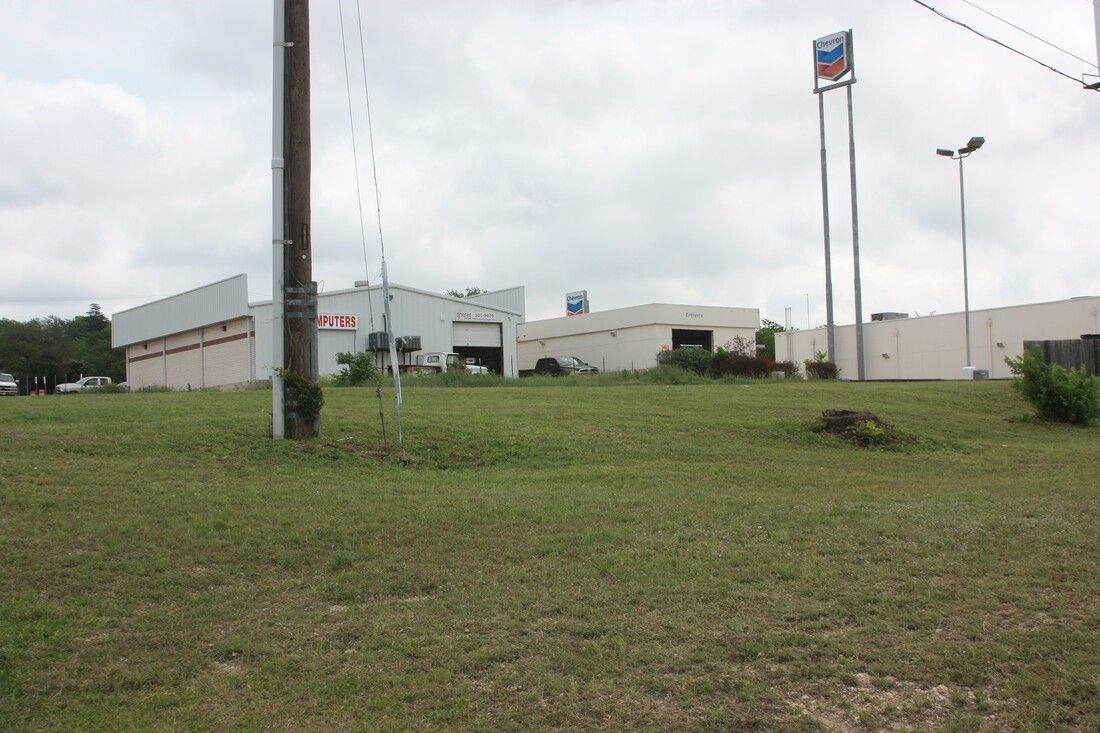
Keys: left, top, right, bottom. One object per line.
{"left": 1023, "top": 337, "right": 1100, "bottom": 376}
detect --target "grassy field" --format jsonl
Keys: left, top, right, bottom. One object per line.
{"left": 1, "top": 380, "right": 1098, "bottom": 731}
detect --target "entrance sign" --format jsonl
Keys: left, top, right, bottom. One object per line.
{"left": 815, "top": 31, "right": 851, "bottom": 81}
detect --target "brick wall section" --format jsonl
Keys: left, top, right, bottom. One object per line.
{"left": 165, "top": 331, "right": 202, "bottom": 389}
{"left": 127, "top": 342, "right": 165, "bottom": 388}
{"left": 201, "top": 318, "right": 252, "bottom": 387}
{"left": 125, "top": 317, "right": 254, "bottom": 389}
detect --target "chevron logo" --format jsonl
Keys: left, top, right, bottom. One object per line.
{"left": 814, "top": 31, "right": 850, "bottom": 82}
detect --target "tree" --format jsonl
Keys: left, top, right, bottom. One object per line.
{"left": 0, "top": 306, "right": 124, "bottom": 383}
{"left": 755, "top": 319, "right": 787, "bottom": 360}
{"left": 446, "top": 287, "right": 485, "bottom": 298}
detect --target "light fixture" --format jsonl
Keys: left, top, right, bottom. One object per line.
{"left": 936, "top": 148, "right": 954, "bottom": 157}
{"left": 881, "top": 353, "right": 890, "bottom": 358}
{"left": 967, "top": 136, "right": 985, "bottom": 150}
{"left": 539, "top": 340, "right": 546, "bottom": 346}
{"left": 610, "top": 331, "right": 617, "bottom": 337}
{"left": 996, "top": 341, "right": 1005, "bottom": 348}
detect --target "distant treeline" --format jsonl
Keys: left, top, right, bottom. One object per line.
{"left": 0, "top": 304, "right": 125, "bottom": 385}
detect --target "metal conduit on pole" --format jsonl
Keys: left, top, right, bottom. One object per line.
{"left": 270, "top": 0, "right": 287, "bottom": 439}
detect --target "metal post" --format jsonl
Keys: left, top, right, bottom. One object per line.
{"left": 959, "top": 156, "right": 972, "bottom": 367}
{"left": 846, "top": 75, "right": 865, "bottom": 381}
{"left": 380, "top": 261, "right": 405, "bottom": 455}
{"left": 270, "top": 0, "right": 286, "bottom": 439}
{"left": 817, "top": 91, "right": 836, "bottom": 362}
{"left": 805, "top": 293, "right": 810, "bottom": 330}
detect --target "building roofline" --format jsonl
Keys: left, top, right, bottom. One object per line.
{"left": 112, "top": 274, "right": 248, "bottom": 318}
{"left": 788, "top": 295, "right": 1100, "bottom": 334}
{"left": 249, "top": 282, "right": 524, "bottom": 316}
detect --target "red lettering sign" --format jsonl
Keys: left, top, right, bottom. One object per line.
{"left": 316, "top": 314, "right": 358, "bottom": 330}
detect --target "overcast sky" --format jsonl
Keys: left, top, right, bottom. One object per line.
{"left": 2, "top": 0, "right": 1097, "bottom": 326}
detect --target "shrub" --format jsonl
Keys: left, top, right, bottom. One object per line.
{"left": 773, "top": 361, "right": 799, "bottom": 378}
{"left": 1005, "top": 347, "right": 1098, "bottom": 425}
{"left": 642, "top": 364, "right": 709, "bottom": 385}
{"left": 656, "top": 347, "right": 714, "bottom": 375}
{"left": 710, "top": 351, "right": 772, "bottom": 378}
{"left": 805, "top": 360, "right": 839, "bottom": 380}
{"left": 850, "top": 419, "right": 889, "bottom": 446}
{"left": 333, "top": 351, "right": 380, "bottom": 386}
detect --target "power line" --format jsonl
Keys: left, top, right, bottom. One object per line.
{"left": 336, "top": 0, "right": 376, "bottom": 332}
{"left": 353, "top": 0, "right": 388, "bottom": 263}
{"left": 909, "top": 0, "right": 1095, "bottom": 87}
{"left": 958, "top": 0, "right": 1098, "bottom": 71}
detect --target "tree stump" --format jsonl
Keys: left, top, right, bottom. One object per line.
{"left": 821, "top": 409, "right": 882, "bottom": 435}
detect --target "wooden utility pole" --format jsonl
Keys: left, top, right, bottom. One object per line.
{"left": 283, "top": 0, "right": 319, "bottom": 438}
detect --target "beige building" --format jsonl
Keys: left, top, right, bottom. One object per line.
{"left": 112, "top": 274, "right": 525, "bottom": 389}
{"left": 518, "top": 303, "right": 760, "bottom": 372}
{"left": 774, "top": 296, "right": 1100, "bottom": 380}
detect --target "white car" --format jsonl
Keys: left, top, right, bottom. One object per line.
{"left": 55, "top": 376, "right": 112, "bottom": 394}
{"left": 0, "top": 372, "right": 17, "bottom": 397}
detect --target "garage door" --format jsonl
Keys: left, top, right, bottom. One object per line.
{"left": 452, "top": 321, "right": 501, "bottom": 347}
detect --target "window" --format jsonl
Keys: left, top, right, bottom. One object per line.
{"left": 427, "top": 355, "right": 439, "bottom": 364}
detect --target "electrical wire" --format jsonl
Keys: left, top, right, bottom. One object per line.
{"left": 353, "top": 0, "right": 388, "bottom": 263}
{"left": 336, "top": 0, "right": 376, "bottom": 332}
{"left": 957, "top": 0, "right": 1098, "bottom": 71}
{"left": 909, "top": 0, "right": 1095, "bottom": 87}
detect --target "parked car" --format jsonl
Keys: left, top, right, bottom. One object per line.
{"left": 519, "top": 356, "right": 599, "bottom": 377}
{"left": 55, "top": 376, "right": 112, "bottom": 394}
{"left": 0, "top": 372, "right": 17, "bottom": 396}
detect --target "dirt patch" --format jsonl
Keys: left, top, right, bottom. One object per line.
{"left": 211, "top": 655, "right": 244, "bottom": 676}
{"left": 790, "top": 673, "right": 1001, "bottom": 731}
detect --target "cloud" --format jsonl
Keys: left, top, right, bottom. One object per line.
{"left": 0, "top": 0, "right": 1097, "bottom": 325}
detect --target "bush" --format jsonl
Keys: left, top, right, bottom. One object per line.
{"left": 641, "top": 364, "right": 709, "bottom": 385}
{"left": 333, "top": 351, "right": 380, "bottom": 386}
{"left": 710, "top": 351, "right": 772, "bottom": 378}
{"left": 1005, "top": 348, "right": 1098, "bottom": 425}
{"left": 773, "top": 361, "right": 799, "bottom": 378}
{"left": 805, "top": 360, "right": 839, "bottom": 380}
{"left": 655, "top": 347, "right": 714, "bottom": 375}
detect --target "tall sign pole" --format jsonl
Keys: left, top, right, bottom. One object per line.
{"left": 812, "top": 29, "right": 865, "bottom": 378}
{"left": 283, "top": 0, "right": 319, "bottom": 438}
{"left": 845, "top": 32, "right": 866, "bottom": 381}
{"left": 271, "top": 0, "right": 287, "bottom": 439}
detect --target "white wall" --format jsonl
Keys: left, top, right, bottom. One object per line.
{"left": 517, "top": 303, "right": 760, "bottom": 371}
{"left": 251, "top": 283, "right": 522, "bottom": 378}
{"left": 774, "top": 297, "right": 1100, "bottom": 380}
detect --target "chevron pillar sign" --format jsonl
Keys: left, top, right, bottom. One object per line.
{"left": 815, "top": 31, "right": 851, "bottom": 82}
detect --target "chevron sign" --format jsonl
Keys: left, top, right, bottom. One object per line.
{"left": 815, "top": 31, "right": 851, "bottom": 82}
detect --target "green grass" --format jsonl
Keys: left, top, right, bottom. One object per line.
{"left": 1, "top": 380, "right": 1097, "bottom": 730}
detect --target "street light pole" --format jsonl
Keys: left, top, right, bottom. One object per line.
{"left": 937, "top": 136, "right": 984, "bottom": 373}
{"left": 957, "top": 155, "right": 971, "bottom": 368}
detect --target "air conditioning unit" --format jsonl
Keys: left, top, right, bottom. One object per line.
{"left": 367, "top": 331, "right": 389, "bottom": 352}
{"left": 396, "top": 335, "right": 422, "bottom": 352}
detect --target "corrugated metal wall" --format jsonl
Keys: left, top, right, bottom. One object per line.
{"left": 251, "top": 284, "right": 522, "bottom": 378}
{"left": 112, "top": 274, "right": 249, "bottom": 348}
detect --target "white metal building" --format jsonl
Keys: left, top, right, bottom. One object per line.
{"left": 774, "top": 296, "right": 1100, "bottom": 380}
{"left": 517, "top": 303, "right": 760, "bottom": 372}
{"left": 112, "top": 275, "right": 525, "bottom": 389}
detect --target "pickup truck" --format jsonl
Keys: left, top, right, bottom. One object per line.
{"left": 55, "top": 376, "right": 112, "bottom": 394}
{"left": 0, "top": 372, "right": 17, "bottom": 396}
{"left": 413, "top": 352, "right": 490, "bottom": 374}
{"left": 519, "top": 356, "right": 599, "bottom": 377}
